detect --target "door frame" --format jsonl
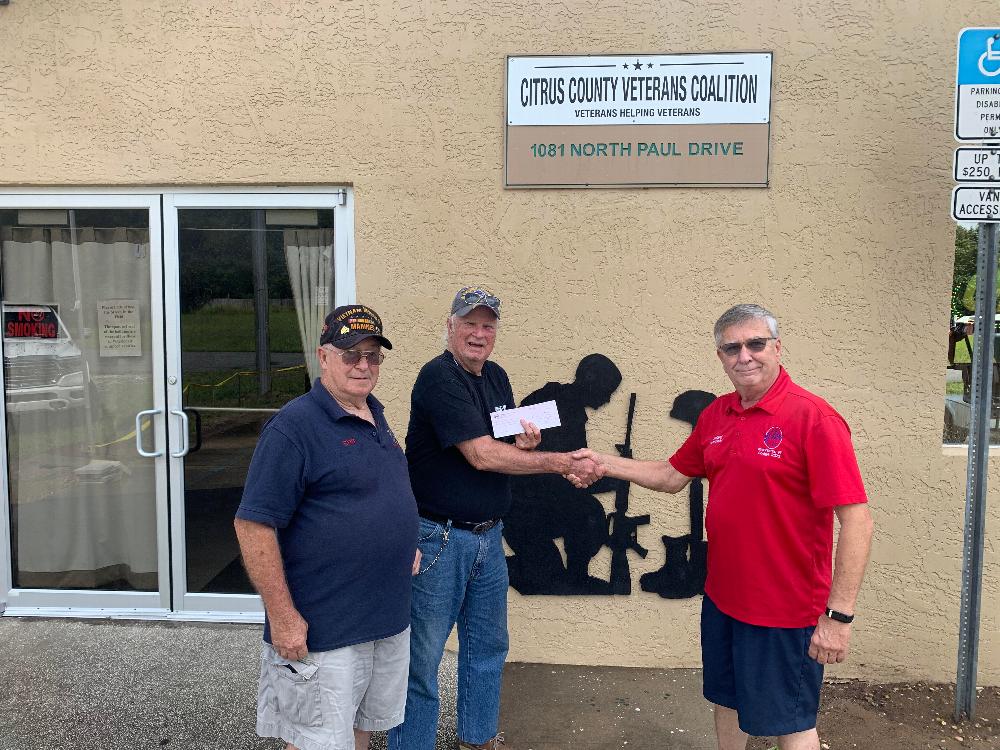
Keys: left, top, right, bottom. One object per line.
{"left": 0, "top": 187, "right": 355, "bottom": 622}
{"left": 0, "top": 191, "right": 171, "bottom": 616}
{"left": 163, "top": 189, "right": 353, "bottom": 620}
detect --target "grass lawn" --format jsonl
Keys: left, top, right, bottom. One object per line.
{"left": 183, "top": 366, "right": 309, "bottom": 409}
{"left": 952, "top": 335, "right": 974, "bottom": 364}
{"left": 946, "top": 333, "right": 1000, "bottom": 395}
{"left": 948, "top": 335, "right": 973, "bottom": 395}
{"left": 182, "top": 307, "right": 304, "bottom": 352}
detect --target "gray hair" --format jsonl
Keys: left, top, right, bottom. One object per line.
{"left": 713, "top": 304, "right": 779, "bottom": 346}
{"left": 442, "top": 315, "right": 455, "bottom": 345}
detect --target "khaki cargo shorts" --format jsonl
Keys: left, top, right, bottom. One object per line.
{"left": 256, "top": 627, "right": 410, "bottom": 750}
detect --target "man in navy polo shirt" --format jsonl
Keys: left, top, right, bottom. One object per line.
{"left": 572, "top": 304, "right": 874, "bottom": 750}
{"left": 235, "top": 304, "right": 419, "bottom": 750}
{"left": 388, "top": 286, "right": 603, "bottom": 750}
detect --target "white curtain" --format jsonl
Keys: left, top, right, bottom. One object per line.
{"left": 283, "top": 228, "right": 334, "bottom": 381}
{"left": 1, "top": 225, "right": 157, "bottom": 590}
{"left": 3, "top": 226, "right": 151, "bottom": 365}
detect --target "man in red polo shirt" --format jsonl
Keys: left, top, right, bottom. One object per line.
{"left": 573, "top": 304, "right": 873, "bottom": 750}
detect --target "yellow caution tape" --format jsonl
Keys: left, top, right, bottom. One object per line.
{"left": 94, "top": 365, "right": 308, "bottom": 446}
{"left": 182, "top": 364, "right": 306, "bottom": 394}
{"left": 94, "top": 415, "right": 150, "bottom": 448}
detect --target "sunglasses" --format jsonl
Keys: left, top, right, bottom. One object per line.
{"left": 459, "top": 288, "right": 501, "bottom": 309}
{"left": 328, "top": 348, "right": 385, "bottom": 366}
{"left": 718, "top": 337, "right": 776, "bottom": 357}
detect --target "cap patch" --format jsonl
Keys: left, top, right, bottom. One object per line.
{"left": 319, "top": 304, "right": 392, "bottom": 349}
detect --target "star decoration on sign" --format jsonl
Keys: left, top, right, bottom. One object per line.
{"left": 632, "top": 59, "right": 643, "bottom": 70}
{"left": 622, "top": 62, "right": 629, "bottom": 69}
{"left": 647, "top": 62, "right": 653, "bottom": 68}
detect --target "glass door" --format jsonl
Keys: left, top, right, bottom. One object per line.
{"left": 163, "top": 191, "right": 352, "bottom": 616}
{"left": 0, "top": 194, "right": 169, "bottom": 613}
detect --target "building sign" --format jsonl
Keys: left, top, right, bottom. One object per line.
{"left": 505, "top": 52, "right": 772, "bottom": 188}
{"left": 98, "top": 300, "right": 142, "bottom": 357}
{"left": 955, "top": 28, "right": 1000, "bottom": 142}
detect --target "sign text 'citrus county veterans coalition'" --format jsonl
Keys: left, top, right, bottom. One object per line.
{"left": 505, "top": 53, "right": 772, "bottom": 188}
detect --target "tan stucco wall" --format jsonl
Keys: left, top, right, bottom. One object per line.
{"left": 1, "top": 0, "right": 998, "bottom": 683}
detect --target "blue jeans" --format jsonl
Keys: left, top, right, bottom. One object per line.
{"left": 387, "top": 518, "right": 509, "bottom": 750}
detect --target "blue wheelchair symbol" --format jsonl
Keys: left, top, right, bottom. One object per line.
{"left": 980, "top": 34, "right": 1000, "bottom": 77}
{"left": 959, "top": 29, "right": 1000, "bottom": 84}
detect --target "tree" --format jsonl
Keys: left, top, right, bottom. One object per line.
{"left": 953, "top": 226, "right": 981, "bottom": 318}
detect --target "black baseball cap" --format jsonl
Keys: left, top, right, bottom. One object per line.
{"left": 450, "top": 285, "right": 501, "bottom": 319}
{"left": 320, "top": 305, "right": 393, "bottom": 350}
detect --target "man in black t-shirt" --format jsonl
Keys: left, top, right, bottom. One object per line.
{"left": 388, "top": 286, "right": 603, "bottom": 750}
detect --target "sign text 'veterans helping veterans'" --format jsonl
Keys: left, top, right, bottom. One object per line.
{"left": 505, "top": 53, "right": 772, "bottom": 188}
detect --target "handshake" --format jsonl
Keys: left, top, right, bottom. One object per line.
{"left": 515, "top": 419, "right": 607, "bottom": 488}
{"left": 561, "top": 448, "right": 606, "bottom": 488}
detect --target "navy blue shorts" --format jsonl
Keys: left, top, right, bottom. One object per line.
{"left": 701, "top": 595, "right": 823, "bottom": 737}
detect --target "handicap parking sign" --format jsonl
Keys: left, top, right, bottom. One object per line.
{"left": 956, "top": 28, "right": 1000, "bottom": 141}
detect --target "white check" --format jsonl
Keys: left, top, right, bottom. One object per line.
{"left": 490, "top": 400, "right": 561, "bottom": 438}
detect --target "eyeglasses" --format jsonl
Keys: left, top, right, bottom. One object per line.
{"left": 327, "top": 348, "right": 385, "bottom": 366}
{"left": 718, "top": 337, "right": 776, "bottom": 357}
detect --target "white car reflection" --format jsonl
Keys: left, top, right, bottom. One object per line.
{"left": 2, "top": 303, "right": 90, "bottom": 413}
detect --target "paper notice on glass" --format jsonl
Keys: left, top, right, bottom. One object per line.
{"left": 490, "top": 400, "right": 561, "bottom": 438}
{"left": 98, "top": 300, "right": 142, "bottom": 357}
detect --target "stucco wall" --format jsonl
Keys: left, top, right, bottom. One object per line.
{"left": 0, "top": 0, "right": 997, "bottom": 683}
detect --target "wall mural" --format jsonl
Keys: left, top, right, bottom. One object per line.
{"left": 639, "top": 390, "right": 715, "bottom": 599}
{"left": 504, "top": 355, "right": 715, "bottom": 597}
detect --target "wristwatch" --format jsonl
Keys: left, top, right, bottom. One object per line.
{"left": 825, "top": 607, "right": 855, "bottom": 624}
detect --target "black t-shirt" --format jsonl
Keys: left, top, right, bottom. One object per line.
{"left": 406, "top": 351, "right": 516, "bottom": 522}
{"left": 521, "top": 381, "right": 588, "bottom": 453}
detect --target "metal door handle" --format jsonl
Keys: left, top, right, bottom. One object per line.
{"left": 185, "top": 407, "right": 203, "bottom": 454}
{"left": 135, "top": 408, "right": 163, "bottom": 457}
{"left": 171, "top": 409, "right": 189, "bottom": 458}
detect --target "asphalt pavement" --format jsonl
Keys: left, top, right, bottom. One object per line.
{"left": 0, "top": 617, "right": 714, "bottom": 749}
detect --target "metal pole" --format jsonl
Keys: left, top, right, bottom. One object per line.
{"left": 251, "top": 210, "right": 271, "bottom": 395}
{"left": 68, "top": 210, "right": 96, "bottom": 453}
{"left": 954, "top": 221, "right": 997, "bottom": 721}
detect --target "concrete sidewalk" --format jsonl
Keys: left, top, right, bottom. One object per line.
{"left": 0, "top": 618, "right": 714, "bottom": 750}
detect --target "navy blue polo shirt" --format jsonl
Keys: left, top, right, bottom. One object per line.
{"left": 406, "top": 351, "right": 516, "bottom": 522}
{"left": 236, "top": 379, "right": 418, "bottom": 652}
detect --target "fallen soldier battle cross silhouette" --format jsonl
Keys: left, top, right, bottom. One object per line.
{"left": 504, "top": 354, "right": 715, "bottom": 598}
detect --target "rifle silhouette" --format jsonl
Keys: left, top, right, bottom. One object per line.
{"left": 606, "top": 392, "right": 650, "bottom": 595}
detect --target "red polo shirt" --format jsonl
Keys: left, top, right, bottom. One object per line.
{"left": 669, "top": 367, "right": 867, "bottom": 627}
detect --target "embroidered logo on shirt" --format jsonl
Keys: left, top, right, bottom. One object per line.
{"left": 757, "top": 426, "right": 783, "bottom": 458}
{"left": 342, "top": 437, "right": 357, "bottom": 446}
{"left": 709, "top": 434, "right": 724, "bottom": 445}
{"left": 763, "top": 426, "right": 783, "bottom": 449}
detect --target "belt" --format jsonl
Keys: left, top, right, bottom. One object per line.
{"left": 419, "top": 510, "right": 501, "bottom": 535}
